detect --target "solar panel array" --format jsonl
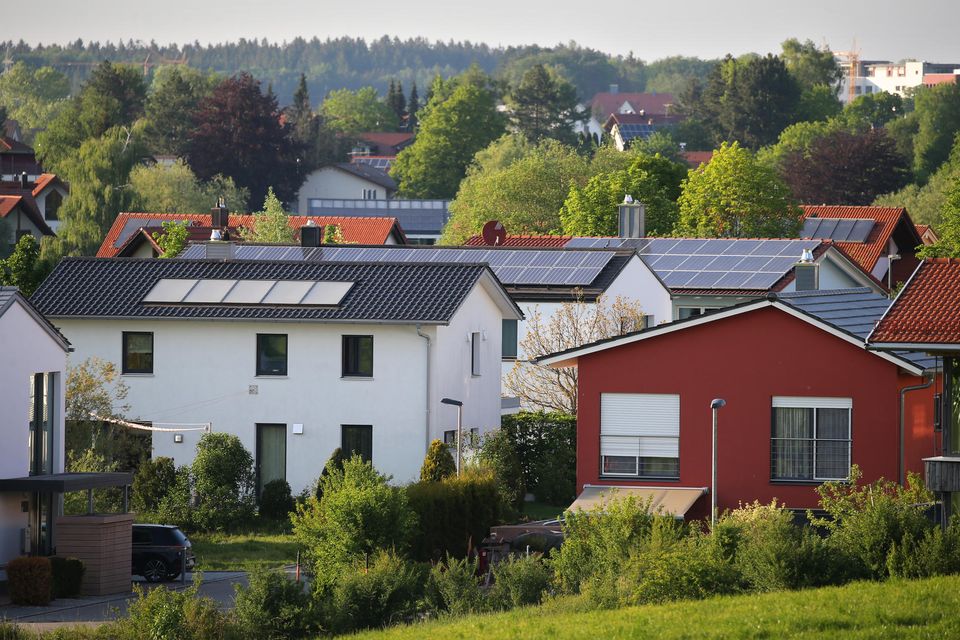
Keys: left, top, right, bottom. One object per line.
{"left": 178, "top": 245, "right": 616, "bottom": 287}
{"left": 142, "top": 278, "right": 354, "bottom": 306}
{"left": 617, "top": 123, "right": 657, "bottom": 142}
{"left": 567, "top": 237, "right": 821, "bottom": 290}
{"left": 800, "top": 217, "right": 875, "bottom": 243}
{"left": 351, "top": 157, "right": 393, "bottom": 171}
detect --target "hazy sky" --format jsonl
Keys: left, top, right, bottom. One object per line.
{"left": 5, "top": 0, "right": 959, "bottom": 63}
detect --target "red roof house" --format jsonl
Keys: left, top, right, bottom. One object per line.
{"left": 98, "top": 212, "right": 408, "bottom": 258}
{"left": 540, "top": 290, "right": 936, "bottom": 518}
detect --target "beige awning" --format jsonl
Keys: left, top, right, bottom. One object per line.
{"left": 568, "top": 485, "right": 707, "bottom": 519}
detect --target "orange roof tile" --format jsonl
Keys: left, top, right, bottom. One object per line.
{"left": 97, "top": 212, "right": 405, "bottom": 258}
{"left": 0, "top": 195, "right": 21, "bottom": 217}
{"left": 871, "top": 259, "right": 960, "bottom": 346}
{"left": 800, "top": 205, "right": 920, "bottom": 274}
{"left": 464, "top": 234, "right": 573, "bottom": 248}
{"left": 31, "top": 173, "right": 65, "bottom": 197}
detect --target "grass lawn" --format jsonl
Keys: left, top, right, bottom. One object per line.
{"left": 348, "top": 574, "right": 960, "bottom": 639}
{"left": 189, "top": 532, "right": 299, "bottom": 571}
{"left": 521, "top": 501, "right": 565, "bottom": 521}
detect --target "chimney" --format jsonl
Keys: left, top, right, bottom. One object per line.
{"left": 19, "top": 171, "right": 28, "bottom": 190}
{"left": 301, "top": 219, "right": 322, "bottom": 247}
{"left": 618, "top": 195, "right": 645, "bottom": 238}
{"left": 609, "top": 83, "right": 619, "bottom": 95}
{"left": 794, "top": 249, "right": 819, "bottom": 291}
{"left": 204, "top": 241, "right": 236, "bottom": 261}
{"left": 210, "top": 197, "right": 229, "bottom": 229}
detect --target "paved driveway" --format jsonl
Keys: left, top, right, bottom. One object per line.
{"left": 0, "top": 571, "right": 248, "bottom": 625}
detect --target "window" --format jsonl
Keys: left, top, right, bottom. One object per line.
{"left": 256, "top": 334, "right": 288, "bottom": 376}
{"left": 947, "top": 358, "right": 960, "bottom": 455}
{"left": 28, "top": 372, "right": 56, "bottom": 476}
{"left": 443, "top": 430, "right": 456, "bottom": 445}
{"left": 342, "top": 425, "right": 373, "bottom": 463}
{"left": 600, "top": 393, "right": 680, "bottom": 479}
{"left": 362, "top": 188, "right": 378, "bottom": 200}
{"left": 471, "top": 332, "right": 481, "bottom": 376}
{"left": 342, "top": 335, "right": 373, "bottom": 377}
{"left": 771, "top": 397, "right": 851, "bottom": 481}
{"left": 677, "top": 306, "right": 718, "bottom": 320}
{"left": 502, "top": 320, "right": 518, "bottom": 360}
{"left": 122, "top": 332, "right": 154, "bottom": 374}
{"left": 45, "top": 190, "right": 62, "bottom": 221}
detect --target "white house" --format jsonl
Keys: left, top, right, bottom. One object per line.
{"left": 32, "top": 253, "right": 523, "bottom": 494}
{"left": 295, "top": 163, "right": 398, "bottom": 215}
{"left": 837, "top": 59, "right": 960, "bottom": 104}
{"left": 0, "top": 287, "right": 70, "bottom": 577}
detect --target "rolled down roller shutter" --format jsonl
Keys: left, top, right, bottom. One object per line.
{"left": 601, "top": 393, "right": 680, "bottom": 459}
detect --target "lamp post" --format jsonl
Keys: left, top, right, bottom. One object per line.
{"left": 710, "top": 398, "right": 726, "bottom": 531}
{"left": 441, "top": 398, "right": 464, "bottom": 476}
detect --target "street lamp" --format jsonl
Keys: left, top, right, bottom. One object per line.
{"left": 710, "top": 398, "right": 726, "bottom": 531}
{"left": 441, "top": 398, "right": 464, "bottom": 476}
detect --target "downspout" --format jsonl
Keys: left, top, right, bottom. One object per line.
{"left": 416, "top": 324, "right": 432, "bottom": 454}
{"left": 900, "top": 375, "right": 934, "bottom": 486}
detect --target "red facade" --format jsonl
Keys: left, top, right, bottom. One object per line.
{"left": 574, "top": 307, "right": 937, "bottom": 518}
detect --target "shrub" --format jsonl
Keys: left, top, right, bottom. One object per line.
{"left": 327, "top": 550, "right": 426, "bottom": 633}
{"left": 477, "top": 428, "right": 524, "bottom": 514}
{"left": 291, "top": 456, "right": 417, "bottom": 592}
{"left": 406, "top": 467, "right": 502, "bottom": 561}
{"left": 7, "top": 556, "right": 51, "bottom": 605}
{"left": 488, "top": 554, "right": 552, "bottom": 610}
{"left": 617, "top": 530, "right": 742, "bottom": 606}
{"left": 259, "top": 479, "right": 295, "bottom": 522}
{"left": 191, "top": 433, "right": 256, "bottom": 531}
{"left": 49, "top": 557, "right": 85, "bottom": 599}
{"left": 233, "top": 569, "right": 317, "bottom": 639}
{"left": 811, "top": 467, "right": 934, "bottom": 579}
{"left": 132, "top": 456, "right": 176, "bottom": 514}
{"left": 552, "top": 496, "right": 659, "bottom": 595}
{"left": 423, "top": 555, "right": 485, "bottom": 616}
{"left": 114, "top": 582, "right": 240, "bottom": 640}
{"left": 155, "top": 465, "right": 195, "bottom": 530}
{"left": 315, "top": 447, "right": 345, "bottom": 499}
{"left": 420, "top": 439, "right": 456, "bottom": 482}
{"left": 723, "top": 501, "right": 808, "bottom": 592}
{"left": 501, "top": 411, "right": 576, "bottom": 505}
{"left": 888, "top": 517, "right": 960, "bottom": 579}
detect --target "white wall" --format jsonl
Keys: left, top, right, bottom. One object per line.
{"left": 34, "top": 185, "right": 68, "bottom": 234}
{"left": 296, "top": 168, "right": 390, "bottom": 214}
{"left": 0, "top": 299, "right": 67, "bottom": 572}
{"left": 53, "top": 282, "right": 508, "bottom": 492}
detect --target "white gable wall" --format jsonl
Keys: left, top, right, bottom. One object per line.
{"left": 296, "top": 167, "right": 391, "bottom": 214}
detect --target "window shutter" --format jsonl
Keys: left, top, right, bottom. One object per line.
{"left": 773, "top": 397, "right": 852, "bottom": 410}
{"left": 600, "top": 393, "right": 680, "bottom": 459}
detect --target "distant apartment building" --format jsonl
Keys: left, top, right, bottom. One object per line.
{"left": 837, "top": 59, "right": 960, "bottom": 103}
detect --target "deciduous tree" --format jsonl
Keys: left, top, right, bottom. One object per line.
{"left": 0, "top": 234, "right": 49, "bottom": 296}
{"left": 0, "top": 62, "right": 70, "bottom": 139}
{"left": 506, "top": 64, "right": 586, "bottom": 145}
{"left": 912, "top": 83, "right": 960, "bottom": 182}
{"left": 321, "top": 87, "right": 397, "bottom": 135}
{"left": 240, "top": 188, "right": 295, "bottom": 244}
{"left": 918, "top": 178, "right": 960, "bottom": 258}
{"left": 143, "top": 66, "right": 217, "bottom": 157}
{"left": 129, "top": 160, "right": 248, "bottom": 214}
{"left": 676, "top": 141, "right": 801, "bottom": 237}
{"left": 505, "top": 295, "right": 645, "bottom": 414}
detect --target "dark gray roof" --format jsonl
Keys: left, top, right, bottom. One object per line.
{"left": 334, "top": 163, "right": 397, "bottom": 191}
{"left": 30, "top": 258, "right": 492, "bottom": 324}
{"left": 304, "top": 198, "right": 449, "bottom": 235}
{"left": 1, "top": 286, "right": 71, "bottom": 350}
{"left": 775, "top": 288, "right": 937, "bottom": 370}
{"left": 176, "top": 244, "right": 629, "bottom": 295}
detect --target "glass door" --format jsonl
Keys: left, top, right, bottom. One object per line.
{"left": 256, "top": 424, "right": 287, "bottom": 497}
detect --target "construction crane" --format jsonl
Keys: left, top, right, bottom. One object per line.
{"left": 141, "top": 52, "right": 189, "bottom": 76}
{"left": 835, "top": 40, "right": 861, "bottom": 104}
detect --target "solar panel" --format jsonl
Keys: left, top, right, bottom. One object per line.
{"left": 801, "top": 218, "right": 875, "bottom": 243}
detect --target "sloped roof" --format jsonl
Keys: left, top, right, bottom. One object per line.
{"left": 0, "top": 136, "right": 34, "bottom": 154}
{"left": 332, "top": 163, "right": 397, "bottom": 191}
{"left": 357, "top": 132, "right": 414, "bottom": 154}
{"left": 1, "top": 286, "right": 71, "bottom": 351}
{"left": 31, "top": 258, "right": 495, "bottom": 325}
{"left": 800, "top": 205, "right": 922, "bottom": 274}
{"left": 589, "top": 92, "right": 675, "bottom": 120}
{"left": 31, "top": 173, "right": 67, "bottom": 197}
{"left": 869, "top": 259, "right": 960, "bottom": 348}
{"left": 681, "top": 151, "right": 713, "bottom": 167}
{"left": 465, "top": 234, "right": 573, "bottom": 248}
{"left": 97, "top": 213, "right": 406, "bottom": 258}
{"left": 0, "top": 194, "right": 55, "bottom": 235}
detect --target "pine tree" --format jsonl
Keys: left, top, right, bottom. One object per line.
{"left": 394, "top": 80, "right": 406, "bottom": 118}
{"left": 407, "top": 81, "right": 420, "bottom": 130}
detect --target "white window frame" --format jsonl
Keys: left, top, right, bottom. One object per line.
{"left": 771, "top": 396, "right": 852, "bottom": 482}
{"left": 600, "top": 393, "right": 680, "bottom": 479}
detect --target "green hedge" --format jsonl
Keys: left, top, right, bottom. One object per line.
{"left": 7, "top": 556, "right": 52, "bottom": 605}
{"left": 50, "top": 556, "right": 85, "bottom": 598}
{"left": 500, "top": 411, "right": 576, "bottom": 505}
{"left": 406, "top": 468, "right": 502, "bottom": 561}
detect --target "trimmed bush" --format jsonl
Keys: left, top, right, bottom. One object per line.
{"left": 327, "top": 550, "right": 426, "bottom": 633}
{"left": 191, "top": 433, "right": 256, "bottom": 532}
{"left": 488, "top": 554, "right": 552, "bottom": 610}
{"left": 132, "top": 456, "right": 176, "bottom": 514}
{"left": 7, "top": 556, "right": 51, "bottom": 605}
{"left": 259, "top": 479, "right": 295, "bottom": 522}
{"left": 477, "top": 429, "right": 524, "bottom": 514}
{"left": 406, "top": 467, "right": 502, "bottom": 561}
{"left": 423, "top": 555, "right": 485, "bottom": 616}
{"left": 49, "top": 556, "right": 85, "bottom": 599}
{"left": 501, "top": 411, "right": 576, "bottom": 505}
{"left": 291, "top": 456, "right": 417, "bottom": 592}
{"left": 420, "top": 439, "right": 456, "bottom": 482}
{"left": 233, "top": 569, "right": 317, "bottom": 639}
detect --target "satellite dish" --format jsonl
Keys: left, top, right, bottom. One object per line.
{"left": 481, "top": 220, "right": 507, "bottom": 246}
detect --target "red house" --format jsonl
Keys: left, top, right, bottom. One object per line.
{"left": 539, "top": 288, "right": 938, "bottom": 519}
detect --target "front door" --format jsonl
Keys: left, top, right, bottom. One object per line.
{"left": 256, "top": 424, "right": 287, "bottom": 497}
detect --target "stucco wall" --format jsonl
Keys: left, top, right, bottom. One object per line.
{"left": 296, "top": 168, "right": 390, "bottom": 214}
{"left": 574, "top": 306, "right": 932, "bottom": 517}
